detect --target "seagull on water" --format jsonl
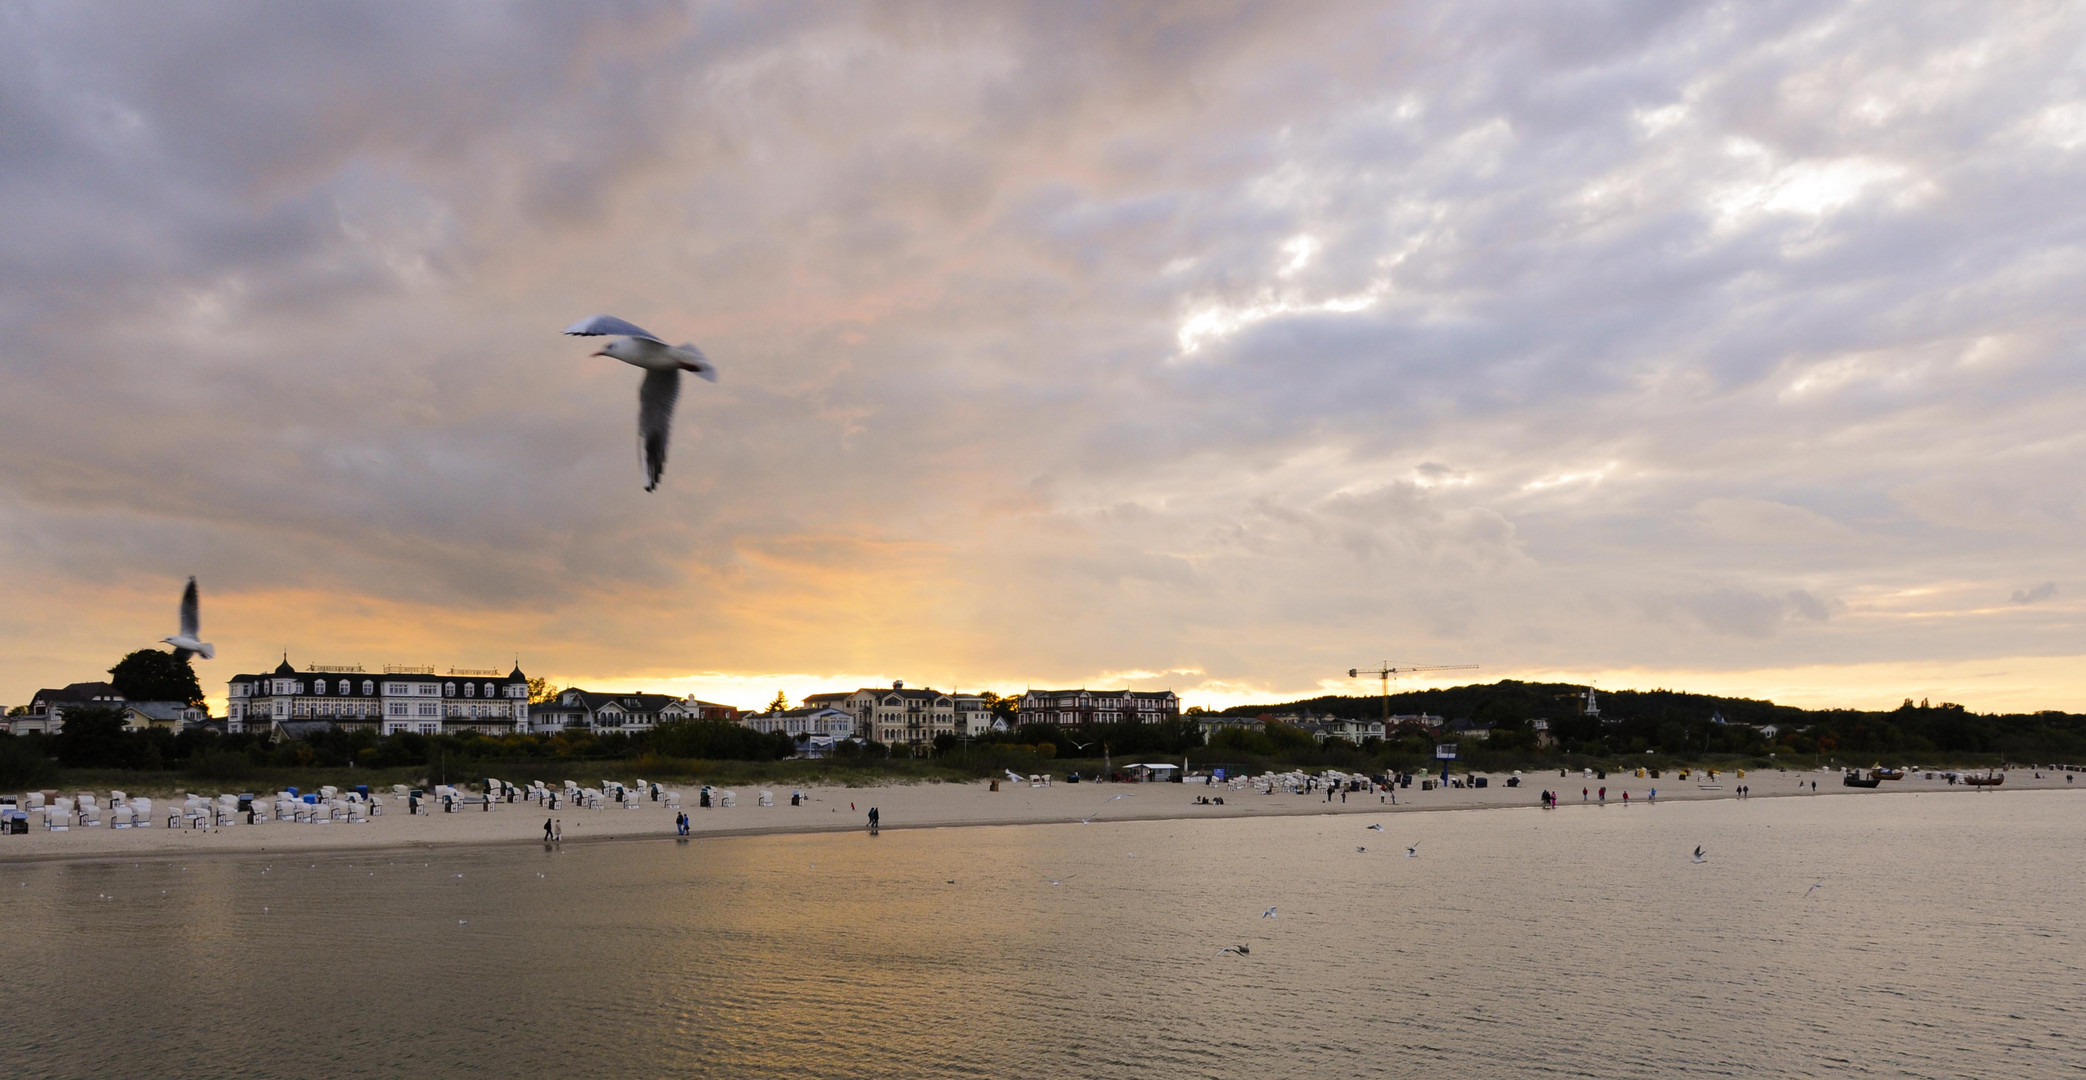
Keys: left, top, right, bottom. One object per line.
{"left": 1692, "top": 845, "right": 1707, "bottom": 864}
{"left": 162, "top": 576, "right": 214, "bottom": 662}
{"left": 563, "top": 315, "right": 718, "bottom": 492}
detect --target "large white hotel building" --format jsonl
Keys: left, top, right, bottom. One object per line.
{"left": 226, "top": 658, "right": 531, "bottom": 736}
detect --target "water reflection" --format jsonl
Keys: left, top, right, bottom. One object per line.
{"left": 2, "top": 791, "right": 2081, "bottom": 1078}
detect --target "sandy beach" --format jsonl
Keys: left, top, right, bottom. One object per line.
{"left": 2, "top": 767, "right": 2076, "bottom": 862}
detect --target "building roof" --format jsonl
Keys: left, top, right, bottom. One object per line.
{"left": 1022, "top": 688, "right": 1178, "bottom": 699}
{"left": 764, "top": 706, "right": 852, "bottom": 720}
{"left": 123, "top": 701, "right": 199, "bottom": 721}
{"left": 541, "top": 689, "right": 683, "bottom": 713}
{"left": 31, "top": 681, "right": 123, "bottom": 707}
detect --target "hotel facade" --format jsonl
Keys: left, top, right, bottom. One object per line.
{"left": 1017, "top": 688, "right": 1181, "bottom": 727}
{"left": 226, "top": 659, "right": 531, "bottom": 736}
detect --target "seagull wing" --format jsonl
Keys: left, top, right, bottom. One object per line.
{"left": 637, "top": 367, "right": 681, "bottom": 493}
{"left": 675, "top": 343, "right": 719, "bottom": 383}
{"left": 179, "top": 577, "right": 200, "bottom": 638}
{"left": 564, "top": 315, "right": 665, "bottom": 343}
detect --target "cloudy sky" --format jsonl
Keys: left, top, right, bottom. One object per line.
{"left": 5, "top": 1, "right": 2084, "bottom": 714}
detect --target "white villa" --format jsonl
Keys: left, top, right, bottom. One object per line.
{"left": 226, "top": 659, "right": 530, "bottom": 736}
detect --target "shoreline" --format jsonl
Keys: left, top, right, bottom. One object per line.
{"left": 3, "top": 769, "right": 2078, "bottom": 865}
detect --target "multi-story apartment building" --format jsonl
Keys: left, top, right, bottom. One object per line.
{"left": 6, "top": 681, "right": 130, "bottom": 734}
{"left": 526, "top": 690, "right": 736, "bottom": 734}
{"left": 226, "top": 659, "right": 530, "bottom": 736}
{"left": 741, "top": 706, "right": 857, "bottom": 739}
{"left": 799, "top": 682, "right": 1003, "bottom": 751}
{"left": 1017, "top": 688, "right": 1181, "bottom": 726}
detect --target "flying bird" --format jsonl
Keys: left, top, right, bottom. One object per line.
{"left": 1366, "top": 823, "right": 1384, "bottom": 831}
{"left": 162, "top": 577, "right": 214, "bottom": 662}
{"left": 563, "top": 315, "right": 718, "bottom": 492}
{"left": 1405, "top": 843, "right": 1420, "bottom": 858}
{"left": 1261, "top": 906, "right": 1278, "bottom": 918}
{"left": 1805, "top": 880, "right": 1825, "bottom": 898}
{"left": 1692, "top": 846, "right": 1707, "bottom": 864}
{"left": 1080, "top": 793, "right": 1136, "bottom": 824}
{"left": 1216, "top": 944, "right": 1251, "bottom": 956}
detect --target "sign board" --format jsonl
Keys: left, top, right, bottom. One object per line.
{"left": 1213, "top": 768, "right": 1227, "bottom": 781}
{"left": 1434, "top": 743, "right": 1459, "bottom": 760}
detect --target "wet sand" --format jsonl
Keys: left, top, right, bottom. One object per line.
{"left": 1, "top": 768, "right": 2075, "bottom": 862}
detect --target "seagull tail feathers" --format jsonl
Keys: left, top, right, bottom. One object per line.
{"left": 677, "top": 345, "right": 718, "bottom": 382}
{"left": 196, "top": 642, "right": 215, "bottom": 661}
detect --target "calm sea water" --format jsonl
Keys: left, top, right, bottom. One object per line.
{"left": 2, "top": 790, "right": 2081, "bottom": 1078}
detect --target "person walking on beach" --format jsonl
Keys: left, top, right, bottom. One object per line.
{"left": 1649, "top": 788, "right": 1656, "bottom": 803}
{"left": 1598, "top": 787, "right": 1606, "bottom": 802}
{"left": 868, "top": 807, "right": 880, "bottom": 835}
{"left": 1582, "top": 787, "right": 1588, "bottom": 801}
{"left": 543, "top": 817, "right": 554, "bottom": 842}
{"left": 553, "top": 819, "right": 562, "bottom": 842}
{"left": 1622, "top": 790, "right": 1630, "bottom": 805}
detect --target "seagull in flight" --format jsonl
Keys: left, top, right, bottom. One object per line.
{"left": 1366, "top": 823, "right": 1384, "bottom": 831}
{"left": 1692, "top": 845, "right": 1707, "bottom": 864}
{"left": 162, "top": 577, "right": 214, "bottom": 662}
{"left": 1216, "top": 944, "right": 1251, "bottom": 956}
{"left": 1261, "top": 906, "right": 1278, "bottom": 918}
{"left": 1080, "top": 793, "right": 1134, "bottom": 824}
{"left": 1405, "top": 843, "right": 1420, "bottom": 858}
{"left": 563, "top": 315, "right": 718, "bottom": 492}
{"left": 1804, "top": 879, "right": 1825, "bottom": 898}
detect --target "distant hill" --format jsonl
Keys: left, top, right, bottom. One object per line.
{"left": 1216, "top": 679, "right": 2086, "bottom": 761}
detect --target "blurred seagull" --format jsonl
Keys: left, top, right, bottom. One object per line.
{"left": 1080, "top": 793, "right": 1135, "bottom": 824}
{"left": 162, "top": 577, "right": 214, "bottom": 662}
{"left": 1692, "top": 846, "right": 1707, "bottom": 864}
{"left": 1216, "top": 944, "right": 1250, "bottom": 956}
{"left": 1805, "top": 879, "right": 1825, "bottom": 898}
{"left": 1261, "top": 906, "right": 1277, "bottom": 918}
{"left": 1366, "top": 823, "right": 1384, "bottom": 832}
{"left": 1405, "top": 843, "right": 1420, "bottom": 858}
{"left": 562, "top": 315, "right": 718, "bottom": 492}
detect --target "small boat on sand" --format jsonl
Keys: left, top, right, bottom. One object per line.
{"left": 1872, "top": 766, "right": 1905, "bottom": 780}
{"left": 1962, "top": 772, "right": 2005, "bottom": 787}
{"left": 1843, "top": 772, "right": 1881, "bottom": 788}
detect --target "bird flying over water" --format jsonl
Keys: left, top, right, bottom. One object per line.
{"left": 162, "top": 577, "right": 214, "bottom": 662}
{"left": 563, "top": 315, "right": 718, "bottom": 492}
{"left": 1216, "top": 944, "right": 1251, "bottom": 956}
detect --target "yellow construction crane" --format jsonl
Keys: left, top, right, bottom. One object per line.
{"left": 1347, "top": 663, "right": 1480, "bottom": 726}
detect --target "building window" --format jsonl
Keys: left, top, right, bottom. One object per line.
{"left": 362, "top": 680, "right": 374, "bottom": 695}
{"left": 483, "top": 683, "right": 495, "bottom": 698}
{"left": 464, "top": 682, "right": 475, "bottom": 697}
{"left": 445, "top": 682, "right": 456, "bottom": 696}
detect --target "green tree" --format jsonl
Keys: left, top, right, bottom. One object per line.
{"left": 0, "top": 734, "right": 56, "bottom": 787}
{"left": 108, "top": 649, "right": 204, "bottom": 706}
{"left": 52, "top": 705, "right": 136, "bottom": 768}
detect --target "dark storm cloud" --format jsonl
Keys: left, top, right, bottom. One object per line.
{"left": 4, "top": 0, "right": 2086, "bottom": 708}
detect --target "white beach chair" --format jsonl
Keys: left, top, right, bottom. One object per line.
{"left": 757, "top": 790, "right": 773, "bottom": 807}
{"left": 132, "top": 797, "right": 153, "bottom": 827}
{"left": 719, "top": 790, "right": 737, "bottom": 808}
{"left": 48, "top": 810, "right": 71, "bottom": 831}
{"left": 392, "top": 784, "right": 411, "bottom": 799}
{"left": 348, "top": 802, "right": 367, "bottom": 823}
{"left": 663, "top": 791, "right": 681, "bottom": 809}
